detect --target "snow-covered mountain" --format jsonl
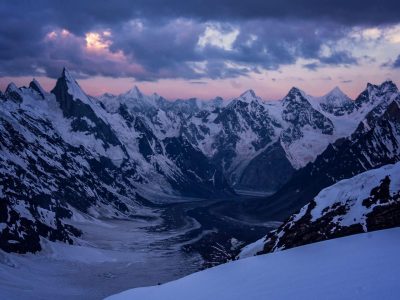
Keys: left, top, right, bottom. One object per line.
{"left": 107, "top": 227, "right": 400, "bottom": 300}
{"left": 240, "top": 82, "right": 398, "bottom": 190}
{"left": 1, "top": 68, "right": 399, "bottom": 254}
{"left": 97, "top": 78, "right": 400, "bottom": 192}
{"left": 317, "top": 86, "right": 354, "bottom": 116}
{"left": 239, "top": 162, "right": 400, "bottom": 258}
{"left": 265, "top": 91, "right": 400, "bottom": 215}
{"left": 234, "top": 81, "right": 400, "bottom": 223}
{"left": 0, "top": 68, "right": 232, "bottom": 253}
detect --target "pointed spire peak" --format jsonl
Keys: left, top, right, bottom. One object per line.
{"left": 237, "top": 89, "right": 261, "bottom": 104}
{"left": 282, "top": 87, "right": 309, "bottom": 106}
{"left": 60, "top": 67, "right": 81, "bottom": 87}
{"left": 59, "top": 67, "right": 78, "bottom": 84}
{"left": 125, "top": 85, "right": 143, "bottom": 98}
{"left": 5, "top": 82, "right": 23, "bottom": 102}
{"left": 61, "top": 67, "right": 72, "bottom": 78}
{"left": 31, "top": 78, "right": 41, "bottom": 86}
{"left": 51, "top": 67, "right": 89, "bottom": 103}
{"left": 5, "top": 82, "right": 19, "bottom": 93}
{"left": 325, "top": 86, "right": 349, "bottom": 99}
{"left": 287, "top": 86, "right": 305, "bottom": 96}
{"left": 240, "top": 89, "right": 256, "bottom": 98}
{"left": 287, "top": 86, "right": 307, "bottom": 97}
{"left": 61, "top": 67, "right": 76, "bottom": 82}
{"left": 29, "top": 78, "right": 46, "bottom": 99}
{"left": 330, "top": 86, "right": 343, "bottom": 94}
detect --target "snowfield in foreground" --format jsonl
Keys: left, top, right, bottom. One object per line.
{"left": 107, "top": 227, "right": 400, "bottom": 300}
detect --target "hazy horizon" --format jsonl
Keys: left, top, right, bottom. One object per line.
{"left": 1, "top": 70, "right": 398, "bottom": 101}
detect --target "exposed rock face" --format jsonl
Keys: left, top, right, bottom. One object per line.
{"left": 240, "top": 162, "right": 400, "bottom": 257}
{"left": 99, "top": 79, "right": 400, "bottom": 193}
{"left": 281, "top": 87, "right": 334, "bottom": 134}
{"left": 51, "top": 68, "right": 122, "bottom": 148}
{"left": 0, "top": 69, "right": 232, "bottom": 253}
{"left": 238, "top": 141, "right": 295, "bottom": 192}
{"left": 245, "top": 96, "right": 400, "bottom": 220}
{"left": 1, "top": 69, "right": 399, "bottom": 254}
{"left": 262, "top": 163, "right": 400, "bottom": 253}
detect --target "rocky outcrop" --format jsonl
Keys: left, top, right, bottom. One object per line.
{"left": 239, "top": 162, "right": 400, "bottom": 257}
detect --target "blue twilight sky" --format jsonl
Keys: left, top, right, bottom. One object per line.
{"left": 0, "top": 0, "right": 400, "bottom": 100}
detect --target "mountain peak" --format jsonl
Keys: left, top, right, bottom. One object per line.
{"left": 327, "top": 86, "right": 344, "bottom": 96}
{"left": 237, "top": 89, "right": 260, "bottom": 103}
{"left": 287, "top": 87, "right": 306, "bottom": 97}
{"left": 5, "top": 82, "right": 23, "bottom": 103}
{"left": 318, "top": 86, "right": 353, "bottom": 115}
{"left": 5, "top": 82, "right": 19, "bottom": 94}
{"left": 51, "top": 67, "right": 91, "bottom": 113}
{"left": 53, "top": 67, "right": 89, "bottom": 102}
{"left": 323, "top": 86, "right": 350, "bottom": 101}
{"left": 61, "top": 67, "right": 74, "bottom": 81}
{"left": 124, "top": 85, "right": 143, "bottom": 98}
{"left": 240, "top": 89, "right": 256, "bottom": 98}
{"left": 379, "top": 80, "right": 398, "bottom": 93}
{"left": 282, "top": 87, "right": 308, "bottom": 106}
{"left": 29, "top": 78, "right": 46, "bottom": 99}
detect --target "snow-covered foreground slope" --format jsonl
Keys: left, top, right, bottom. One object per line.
{"left": 239, "top": 162, "right": 400, "bottom": 258}
{"left": 107, "top": 227, "right": 400, "bottom": 300}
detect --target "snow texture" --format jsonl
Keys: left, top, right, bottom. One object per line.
{"left": 107, "top": 228, "right": 400, "bottom": 300}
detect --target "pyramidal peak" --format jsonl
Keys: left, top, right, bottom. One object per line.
{"left": 287, "top": 86, "right": 307, "bottom": 97}
{"left": 61, "top": 67, "right": 78, "bottom": 84}
{"left": 379, "top": 80, "right": 398, "bottom": 93}
{"left": 282, "top": 87, "right": 309, "bottom": 106}
{"left": 60, "top": 68, "right": 85, "bottom": 92}
{"left": 5, "top": 82, "right": 19, "bottom": 94}
{"left": 124, "top": 85, "right": 144, "bottom": 98}
{"left": 323, "top": 86, "right": 351, "bottom": 101}
{"left": 51, "top": 67, "right": 91, "bottom": 106}
{"left": 237, "top": 89, "right": 260, "bottom": 103}
{"left": 4, "top": 82, "right": 23, "bottom": 102}
{"left": 327, "top": 86, "right": 345, "bottom": 96}
{"left": 29, "top": 78, "right": 46, "bottom": 99}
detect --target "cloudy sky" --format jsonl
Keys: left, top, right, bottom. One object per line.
{"left": 0, "top": 0, "right": 400, "bottom": 100}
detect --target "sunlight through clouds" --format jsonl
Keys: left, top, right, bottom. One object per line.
{"left": 198, "top": 24, "right": 239, "bottom": 51}
{"left": 85, "top": 32, "right": 112, "bottom": 51}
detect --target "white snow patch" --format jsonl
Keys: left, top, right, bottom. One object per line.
{"left": 107, "top": 228, "right": 400, "bottom": 300}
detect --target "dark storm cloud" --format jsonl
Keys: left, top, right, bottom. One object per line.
{"left": 0, "top": 0, "right": 398, "bottom": 81}
{"left": 4, "top": 0, "right": 400, "bottom": 30}
{"left": 107, "top": 19, "right": 358, "bottom": 80}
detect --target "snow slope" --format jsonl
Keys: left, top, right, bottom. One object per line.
{"left": 239, "top": 161, "right": 400, "bottom": 258}
{"left": 107, "top": 227, "right": 400, "bottom": 300}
